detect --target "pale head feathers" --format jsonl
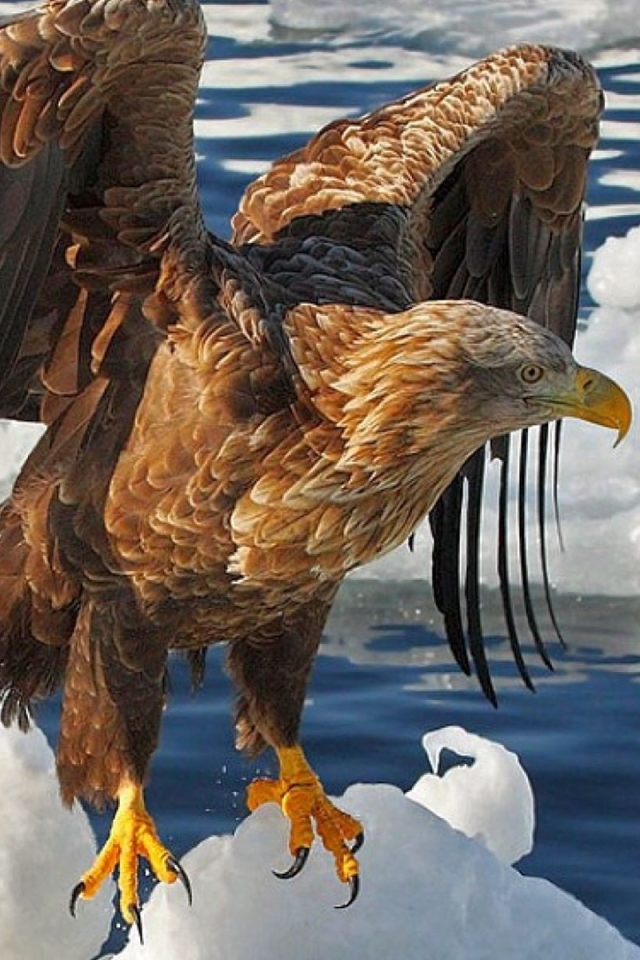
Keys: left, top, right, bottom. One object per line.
{"left": 284, "top": 298, "right": 578, "bottom": 501}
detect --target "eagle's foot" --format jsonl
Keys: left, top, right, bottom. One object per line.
{"left": 247, "top": 744, "right": 363, "bottom": 907}
{"left": 69, "top": 781, "right": 191, "bottom": 940}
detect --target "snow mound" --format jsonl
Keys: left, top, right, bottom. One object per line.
{"left": 0, "top": 723, "right": 112, "bottom": 960}
{"left": 113, "top": 790, "right": 638, "bottom": 960}
{"left": 1, "top": 721, "right": 638, "bottom": 959}
{"left": 112, "top": 727, "right": 636, "bottom": 960}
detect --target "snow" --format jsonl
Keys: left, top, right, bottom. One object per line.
{"left": 548, "top": 224, "right": 640, "bottom": 595}
{"left": 0, "top": 421, "right": 43, "bottom": 501}
{"left": 0, "top": 724, "right": 112, "bottom": 960}
{"left": 1, "top": 721, "right": 638, "bottom": 960}
{"left": 588, "top": 224, "right": 640, "bottom": 310}
{"left": 406, "top": 726, "right": 535, "bottom": 865}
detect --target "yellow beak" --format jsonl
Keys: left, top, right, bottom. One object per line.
{"left": 551, "top": 365, "right": 632, "bottom": 446}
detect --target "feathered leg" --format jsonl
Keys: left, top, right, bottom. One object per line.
{"left": 227, "top": 596, "right": 364, "bottom": 905}
{"left": 59, "top": 597, "right": 190, "bottom": 936}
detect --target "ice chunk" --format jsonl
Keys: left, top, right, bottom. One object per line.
{"left": 0, "top": 723, "right": 112, "bottom": 960}
{"left": 1, "top": 720, "right": 638, "bottom": 959}
{"left": 112, "top": 735, "right": 639, "bottom": 960}
{"left": 406, "top": 725, "right": 534, "bottom": 864}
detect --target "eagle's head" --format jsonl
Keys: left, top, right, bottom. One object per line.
{"left": 441, "top": 300, "right": 631, "bottom": 445}
{"left": 285, "top": 298, "right": 631, "bottom": 505}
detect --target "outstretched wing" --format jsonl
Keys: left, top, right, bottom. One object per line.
{"left": 0, "top": 0, "right": 209, "bottom": 431}
{"left": 0, "top": 0, "right": 297, "bottom": 725}
{"left": 232, "top": 45, "right": 603, "bottom": 700}
{"left": 0, "top": 0, "right": 219, "bottom": 723}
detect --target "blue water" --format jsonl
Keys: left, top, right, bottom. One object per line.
{"left": 28, "top": 1, "right": 640, "bottom": 954}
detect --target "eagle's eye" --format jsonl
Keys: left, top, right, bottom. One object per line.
{"left": 519, "top": 363, "right": 544, "bottom": 385}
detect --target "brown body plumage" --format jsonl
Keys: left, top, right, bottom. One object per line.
{"left": 0, "top": 0, "right": 631, "bottom": 927}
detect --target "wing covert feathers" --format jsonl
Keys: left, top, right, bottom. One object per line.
{"left": 233, "top": 44, "right": 601, "bottom": 252}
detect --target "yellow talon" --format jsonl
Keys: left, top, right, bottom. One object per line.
{"left": 70, "top": 780, "right": 191, "bottom": 930}
{"left": 247, "top": 745, "right": 363, "bottom": 899}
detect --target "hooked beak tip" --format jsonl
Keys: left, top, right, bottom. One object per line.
{"left": 574, "top": 366, "right": 632, "bottom": 446}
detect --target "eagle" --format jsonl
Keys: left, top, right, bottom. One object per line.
{"left": 0, "top": 0, "right": 631, "bottom": 937}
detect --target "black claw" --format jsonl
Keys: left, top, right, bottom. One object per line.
{"left": 350, "top": 831, "right": 365, "bottom": 854}
{"left": 273, "top": 846, "right": 310, "bottom": 880}
{"left": 130, "top": 903, "right": 144, "bottom": 945}
{"left": 166, "top": 854, "right": 193, "bottom": 906}
{"left": 69, "top": 881, "right": 85, "bottom": 918}
{"left": 335, "top": 874, "right": 360, "bottom": 910}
